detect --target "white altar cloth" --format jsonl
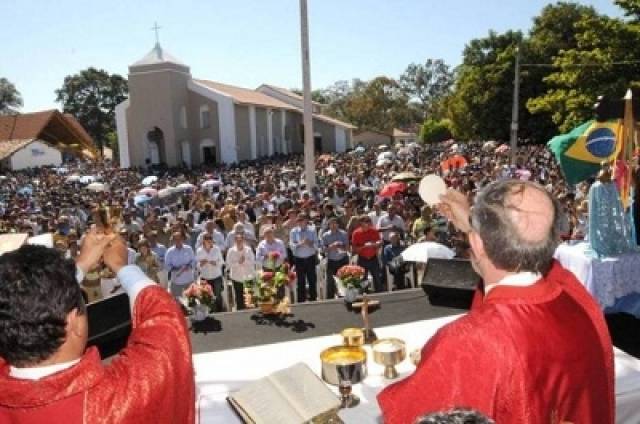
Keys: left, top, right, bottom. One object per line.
{"left": 194, "top": 315, "right": 640, "bottom": 424}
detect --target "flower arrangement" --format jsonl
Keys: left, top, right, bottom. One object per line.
{"left": 336, "top": 265, "right": 366, "bottom": 290}
{"left": 266, "top": 250, "right": 281, "bottom": 270}
{"left": 183, "top": 281, "right": 214, "bottom": 311}
{"left": 244, "top": 261, "right": 296, "bottom": 314}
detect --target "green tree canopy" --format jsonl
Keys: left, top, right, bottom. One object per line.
{"left": 0, "top": 78, "right": 23, "bottom": 115}
{"left": 55, "top": 68, "right": 128, "bottom": 153}
{"left": 399, "top": 59, "right": 454, "bottom": 120}
{"left": 420, "top": 118, "right": 453, "bottom": 143}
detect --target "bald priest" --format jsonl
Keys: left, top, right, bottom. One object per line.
{"left": 377, "top": 181, "right": 614, "bottom": 424}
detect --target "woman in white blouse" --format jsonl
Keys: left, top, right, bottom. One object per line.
{"left": 225, "top": 232, "right": 255, "bottom": 311}
{"left": 196, "top": 234, "right": 225, "bottom": 312}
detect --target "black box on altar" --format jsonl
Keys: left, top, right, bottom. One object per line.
{"left": 421, "top": 258, "right": 481, "bottom": 309}
{"left": 86, "top": 293, "right": 131, "bottom": 358}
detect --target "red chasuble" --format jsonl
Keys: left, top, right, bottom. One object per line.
{"left": 0, "top": 286, "right": 195, "bottom": 424}
{"left": 377, "top": 260, "right": 615, "bottom": 424}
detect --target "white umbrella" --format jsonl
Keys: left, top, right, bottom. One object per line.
{"left": 138, "top": 187, "right": 158, "bottom": 197}
{"left": 377, "top": 151, "right": 393, "bottom": 161}
{"left": 325, "top": 166, "right": 336, "bottom": 175}
{"left": 142, "top": 176, "right": 158, "bottom": 186}
{"left": 377, "top": 144, "right": 390, "bottom": 151}
{"left": 86, "top": 182, "right": 107, "bottom": 192}
{"left": 376, "top": 159, "right": 392, "bottom": 167}
{"left": 158, "top": 186, "right": 180, "bottom": 198}
{"left": 177, "top": 182, "right": 196, "bottom": 191}
{"left": 354, "top": 146, "right": 365, "bottom": 153}
{"left": 201, "top": 179, "right": 222, "bottom": 188}
{"left": 66, "top": 175, "right": 81, "bottom": 183}
{"left": 401, "top": 242, "right": 456, "bottom": 264}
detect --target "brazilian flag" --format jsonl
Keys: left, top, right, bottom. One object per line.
{"left": 547, "top": 120, "right": 622, "bottom": 185}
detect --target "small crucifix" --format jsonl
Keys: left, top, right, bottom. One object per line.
{"left": 151, "top": 22, "right": 162, "bottom": 44}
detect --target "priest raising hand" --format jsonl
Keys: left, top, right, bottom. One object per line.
{"left": 377, "top": 180, "right": 614, "bottom": 424}
{"left": 0, "top": 231, "right": 195, "bottom": 423}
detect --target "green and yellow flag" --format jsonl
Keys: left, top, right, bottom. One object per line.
{"left": 547, "top": 120, "right": 622, "bottom": 185}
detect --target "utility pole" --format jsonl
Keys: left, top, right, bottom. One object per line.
{"left": 300, "top": 0, "right": 315, "bottom": 189}
{"left": 509, "top": 44, "right": 521, "bottom": 165}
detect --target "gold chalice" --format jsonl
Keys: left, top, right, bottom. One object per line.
{"left": 320, "top": 345, "right": 367, "bottom": 408}
{"left": 341, "top": 327, "right": 364, "bottom": 347}
{"left": 372, "top": 338, "right": 406, "bottom": 379}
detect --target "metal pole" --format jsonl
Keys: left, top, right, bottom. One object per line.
{"left": 300, "top": 0, "right": 315, "bottom": 189}
{"left": 509, "top": 44, "right": 521, "bottom": 165}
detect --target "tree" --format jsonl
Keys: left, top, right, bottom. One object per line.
{"left": 420, "top": 118, "right": 453, "bottom": 143}
{"left": 527, "top": 7, "right": 640, "bottom": 132}
{"left": 55, "top": 68, "right": 128, "bottom": 153}
{"left": 0, "top": 78, "right": 23, "bottom": 115}
{"left": 399, "top": 59, "right": 454, "bottom": 119}
{"left": 445, "top": 30, "right": 524, "bottom": 141}
{"left": 343, "top": 76, "right": 416, "bottom": 132}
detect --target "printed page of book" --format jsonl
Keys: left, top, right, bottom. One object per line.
{"left": 268, "top": 362, "right": 340, "bottom": 422}
{"left": 229, "top": 376, "right": 303, "bottom": 424}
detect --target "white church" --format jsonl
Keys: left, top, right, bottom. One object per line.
{"left": 115, "top": 43, "right": 355, "bottom": 168}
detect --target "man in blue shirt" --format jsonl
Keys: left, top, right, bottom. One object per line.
{"left": 289, "top": 213, "right": 319, "bottom": 302}
{"left": 164, "top": 231, "right": 196, "bottom": 300}
{"left": 321, "top": 217, "right": 349, "bottom": 299}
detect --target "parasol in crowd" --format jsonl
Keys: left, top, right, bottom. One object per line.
{"left": 86, "top": 182, "right": 107, "bottom": 192}
{"left": 440, "top": 155, "right": 468, "bottom": 173}
{"left": 483, "top": 140, "right": 497, "bottom": 151}
{"left": 401, "top": 242, "right": 456, "bottom": 263}
{"left": 142, "top": 176, "right": 158, "bottom": 186}
{"left": 379, "top": 181, "right": 407, "bottom": 197}
{"left": 377, "top": 144, "right": 390, "bottom": 151}
{"left": 391, "top": 172, "right": 420, "bottom": 182}
{"left": 201, "top": 179, "right": 222, "bottom": 188}
{"left": 65, "top": 175, "right": 81, "bottom": 183}
{"left": 134, "top": 194, "right": 153, "bottom": 206}
{"left": 495, "top": 144, "right": 510, "bottom": 154}
{"left": 79, "top": 175, "right": 97, "bottom": 184}
{"left": 158, "top": 187, "right": 179, "bottom": 198}
{"left": 177, "top": 182, "right": 196, "bottom": 191}
{"left": 377, "top": 151, "right": 394, "bottom": 162}
{"left": 354, "top": 146, "right": 365, "bottom": 153}
{"left": 376, "top": 159, "right": 392, "bottom": 167}
{"left": 138, "top": 187, "right": 158, "bottom": 197}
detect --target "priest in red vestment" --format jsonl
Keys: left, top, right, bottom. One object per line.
{"left": 0, "top": 228, "right": 195, "bottom": 423}
{"left": 377, "top": 180, "right": 614, "bottom": 424}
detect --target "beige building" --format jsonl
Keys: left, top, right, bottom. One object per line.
{"left": 353, "top": 128, "right": 418, "bottom": 149}
{"left": 116, "top": 43, "right": 355, "bottom": 168}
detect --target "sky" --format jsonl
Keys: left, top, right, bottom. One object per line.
{"left": 0, "top": 0, "right": 624, "bottom": 112}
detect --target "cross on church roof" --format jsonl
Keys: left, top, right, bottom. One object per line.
{"left": 151, "top": 22, "right": 161, "bottom": 45}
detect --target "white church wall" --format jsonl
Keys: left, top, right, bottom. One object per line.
{"left": 10, "top": 140, "right": 62, "bottom": 170}
{"left": 115, "top": 99, "right": 130, "bottom": 168}
{"left": 188, "top": 80, "right": 237, "bottom": 164}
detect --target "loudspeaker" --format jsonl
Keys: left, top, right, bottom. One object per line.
{"left": 86, "top": 293, "right": 131, "bottom": 358}
{"left": 421, "top": 258, "right": 481, "bottom": 309}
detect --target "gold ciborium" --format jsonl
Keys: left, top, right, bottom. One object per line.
{"left": 372, "top": 338, "right": 406, "bottom": 379}
{"left": 320, "top": 346, "right": 367, "bottom": 408}
{"left": 341, "top": 327, "right": 364, "bottom": 347}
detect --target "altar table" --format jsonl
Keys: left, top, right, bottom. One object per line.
{"left": 193, "top": 315, "right": 640, "bottom": 423}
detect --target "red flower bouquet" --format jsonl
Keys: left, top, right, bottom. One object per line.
{"left": 336, "top": 264, "right": 366, "bottom": 290}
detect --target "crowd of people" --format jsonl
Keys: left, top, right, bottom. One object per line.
{"left": 0, "top": 139, "right": 618, "bottom": 423}
{"left": 0, "top": 140, "right": 587, "bottom": 311}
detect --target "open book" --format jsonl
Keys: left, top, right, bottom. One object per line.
{"left": 227, "top": 362, "right": 342, "bottom": 424}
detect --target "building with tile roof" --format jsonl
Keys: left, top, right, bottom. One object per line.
{"left": 115, "top": 43, "right": 355, "bottom": 168}
{"left": 0, "top": 110, "right": 96, "bottom": 170}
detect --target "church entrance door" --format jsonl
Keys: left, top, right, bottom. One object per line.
{"left": 203, "top": 146, "right": 216, "bottom": 165}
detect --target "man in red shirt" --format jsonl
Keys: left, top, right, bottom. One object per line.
{"left": 351, "top": 215, "right": 383, "bottom": 292}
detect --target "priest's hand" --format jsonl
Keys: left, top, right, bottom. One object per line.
{"left": 76, "top": 226, "right": 117, "bottom": 274}
{"left": 103, "top": 235, "right": 128, "bottom": 274}
{"left": 438, "top": 189, "right": 472, "bottom": 234}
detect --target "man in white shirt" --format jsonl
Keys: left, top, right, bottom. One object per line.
{"left": 196, "top": 233, "right": 225, "bottom": 312}
{"left": 164, "top": 231, "right": 196, "bottom": 300}
{"left": 255, "top": 225, "right": 287, "bottom": 270}
{"left": 225, "top": 232, "right": 255, "bottom": 311}
{"left": 377, "top": 204, "right": 406, "bottom": 243}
